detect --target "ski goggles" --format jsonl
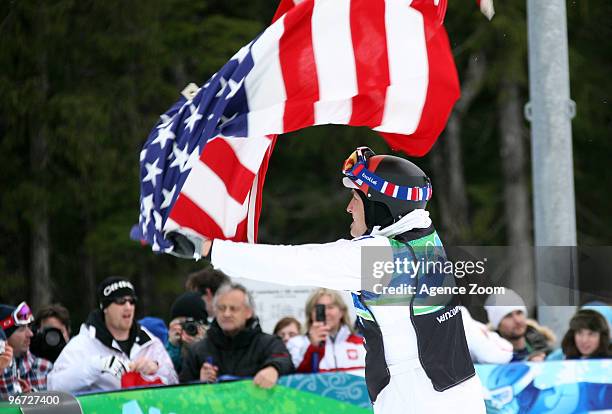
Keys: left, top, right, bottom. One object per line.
{"left": 342, "top": 146, "right": 376, "bottom": 174}
{"left": 0, "top": 301, "right": 34, "bottom": 330}
{"left": 342, "top": 147, "right": 432, "bottom": 202}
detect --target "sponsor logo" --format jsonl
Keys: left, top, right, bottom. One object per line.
{"left": 436, "top": 305, "right": 460, "bottom": 324}
{"left": 360, "top": 172, "right": 378, "bottom": 186}
{"left": 103, "top": 281, "right": 135, "bottom": 297}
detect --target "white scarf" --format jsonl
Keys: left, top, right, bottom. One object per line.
{"left": 369, "top": 209, "right": 432, "bottom": 238}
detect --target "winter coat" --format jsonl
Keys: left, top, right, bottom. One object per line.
{"left": 179, "top": 318, "right": 293, "bottom": 382}
{"left": 287, "top": 324, "right": 366, "bottom": 372}
{"left": 48, "top": 310, "right": 178, "bottom": 393}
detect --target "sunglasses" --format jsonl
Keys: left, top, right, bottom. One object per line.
{"left": 112, "top": 296, "right": 137, "bottom": 306}
{"left": 0, "top": 301, "right": 34, "bottom": 330}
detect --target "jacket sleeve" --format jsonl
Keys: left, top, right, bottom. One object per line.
{"left": 211, "top": 236, "right": 391, "bottom": 291}
{"left": 143, "top": 337, "right": 178, "bottom": 385}
{"left": 179, "top": 343, "right": 202, "bottom": 383}
{"left": 286, "top": 335, "right": 324, "bottom": 373}
{"left": 47, "top": 335, "right": 104, "bottom": 393}
{"left": 260, "top": 335, "right": 294, "bottom": 376}
{"left": 461, "top": 307, "right": 513, "bottom": 364}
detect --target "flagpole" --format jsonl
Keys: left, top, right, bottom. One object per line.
{"left": 525, "top": 0, "right": 578, "bottom": 341}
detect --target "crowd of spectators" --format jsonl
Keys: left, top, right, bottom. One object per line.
{"left": 0, "top": 270, "right": 610, "bottom": 401}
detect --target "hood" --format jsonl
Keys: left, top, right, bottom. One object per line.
{"left": 85, "top": 309, "right": 151, "bottom": 352}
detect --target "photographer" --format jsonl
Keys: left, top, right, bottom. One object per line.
{"left": 0, "top": 302, "right": 52, "bottom": 399}
{"left": 30, "top": 304, "right": 71, "bottom": 363}
{"left": 166, "top": 292, "right": 209, "bottom": 373}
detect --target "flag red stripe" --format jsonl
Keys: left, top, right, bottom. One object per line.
{"left": 384, "top": 182, "right": 395, "bottom": 196}
{"left": 201, "top": 138, "right": 256, "bottom": 204}
{"left": 349, "top": 0, "right": 389, "bottom": 127}
{"left": 169, "top": 194, "right": 227, "bottom": 240}
{"left": 382, "top": 2, "right": 459, "bottom": 156}
{"left": 279, "top": 0, "right": 319, "bottom": 133}
{"left": 232, "top": 216, "right": 249, "bottom": 242}
{"left": 250, "top": 136, "right": 277, "bottom": 242}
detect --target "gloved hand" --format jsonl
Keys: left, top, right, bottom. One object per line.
{"left": 166, "top": 231, "right": 204, "bottom": 260}
{"left": 100, "top": 355, "right": 129, "bottom": 378}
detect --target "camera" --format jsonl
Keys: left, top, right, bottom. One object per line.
{"left": 30, "top": 326, "right": 67, "bottom": 363}
{"left": 181, "top": 318, "right": 205, "bottom": 337}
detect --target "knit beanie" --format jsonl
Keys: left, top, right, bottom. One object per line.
{"left": 484, "top": 289, "right": 528, "bottom": 330}
{"left": 97, "top": 276, "right": 136, "bottom": 310}
{"left": 170, "top": 292, "right": 208, "bottom": 323}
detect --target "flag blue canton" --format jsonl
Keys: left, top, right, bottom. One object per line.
{"left": 137, "top": 44, "right": 256, "bottom": 252}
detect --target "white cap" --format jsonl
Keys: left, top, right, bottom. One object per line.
{"left": 484, "top": 288, "right": 527, "bottom": 329}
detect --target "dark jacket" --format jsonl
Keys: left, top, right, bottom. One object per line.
{"left": 353, "top": 226, "right": 475, "bottom": 402}
{"left": 510, "top": 324, "right": 554, "bottom": 361}
{"left": 179, "top": 318, "right": 294, "bottom": 382}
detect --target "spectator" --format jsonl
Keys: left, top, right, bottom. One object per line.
{"left": 180, "top": 283, "right": 293, "bottom": 388}
{"left": 0, "top": 302, "right": 52, "bottom": 399}
{"left": 561, "top": 309, "right": 610, "bottom": 359}
{"left": 34, "top": 304, "right": 71, "bottom": 342}
{"left": 185, "top": 266, "right": 230, "bottom": 320}
{"left": 485, "top": 289, "right": 555, "bottom": 362}
{"left": 273, "top": 317, "right": 301, "bottom": 345}
{"left": 460, "top": 307, "right": 513, "bottom": 364}
{"left": 31, "top": 304, "right": 71, "bottom": 363}
{"left": 167, "top": 292, "right": 208, "bottom": 373}
{"left": 287, "top": 289, "right": 365, "bottom": 373}
{"left": 48, "top": 277, "right": 177, "bottom": 393}
{"left": 0, "top": 329, "right": 13, "bottom": 371}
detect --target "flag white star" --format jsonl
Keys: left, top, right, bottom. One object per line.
{"left": 143, "top": 158, "right": 163, "bottom": 187}
{"left": 153, "top": 211, "right": 163, "bottom": 231}
{"left": 157, "top": 114, "right": 173, "bottom": 129}
{"left": 183, "top": 146, "right": 201, "bottom": 172}
{"left": 160, "top": 185, "right": 176, "bottom": 209}
{"left": 152, "top": 234, "right": 160, "bottom": 251}
{"left": 169, "top": 143, "right": 190, "bottom": 170}
{"left": 215, "top": 77, "right": 227, "bottom": 98}
{"left": 184, "top": 104, "right": 203, "bottom": 133}
{"left": 151, "top": 123, "right": 175, "bottom": 149}
{"left": 140, "top": 148, "right": 148, "bottom": 162}
{"left": 225, "top": 78, "right": 244, "bottom": 100}
{"left": 141, "top": 194, "right": 154, "bottom": 230}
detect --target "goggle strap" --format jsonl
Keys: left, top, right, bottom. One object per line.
{"left": 346, "top": 162, "right": 432, "bottom": 202}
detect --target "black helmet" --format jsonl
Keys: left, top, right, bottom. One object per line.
{"left": 342, "top": 147, "right": 432, "bottom": 230}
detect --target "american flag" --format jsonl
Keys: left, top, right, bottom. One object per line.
{"left": 135, "top": 0, "right": 473, "bottom": 254}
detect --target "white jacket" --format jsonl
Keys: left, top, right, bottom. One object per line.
{"left": 48, "top": 322, "right": 178, "bottom": 393}
{"left": 287, "top": 324, "right": 366, "bottom": 372}
{"left": 211, "top": 235, "right": 420, "bottom": 365}
{"left": 460, "top": 307, "right": 513, "bottom": 364}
